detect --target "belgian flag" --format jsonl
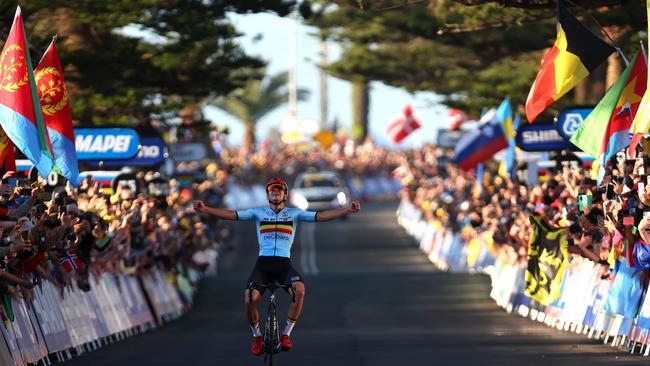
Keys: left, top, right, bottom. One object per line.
{"left": 525, "top": 0, "right": 615, "bottom": 123}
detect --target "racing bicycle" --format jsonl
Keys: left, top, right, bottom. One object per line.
{"left": 253, "top": 282, "right": 295, "bottom": 365}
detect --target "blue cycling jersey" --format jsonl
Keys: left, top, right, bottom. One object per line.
{"left": 236, "top": 206, "right": 317, "bottom": 258}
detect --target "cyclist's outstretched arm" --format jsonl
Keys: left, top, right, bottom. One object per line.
{"left": 316, "top": 201, "right": 361, "bottom": 222}
{"left": 193, "top": 200, "right": 237, "bottom": 220}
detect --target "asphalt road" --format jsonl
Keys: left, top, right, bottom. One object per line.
{"left": 67, "top": 201, "right": 642, "bottom": 366}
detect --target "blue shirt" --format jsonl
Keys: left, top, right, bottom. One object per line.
{"left": 236, "top": 207, "right": 317, "bottom": 258}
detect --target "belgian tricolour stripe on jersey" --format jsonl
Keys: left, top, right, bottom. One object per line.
{"left": 260, "top": 220, "right": 293, "bottom": 235}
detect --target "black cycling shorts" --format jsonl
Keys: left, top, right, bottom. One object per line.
{"left": 246, "top": 256, "right": 303, "bottom": 294}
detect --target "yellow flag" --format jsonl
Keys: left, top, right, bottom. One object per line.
{"left": 629, "top": 1, "right": 650, "bottom": 138}
{"left": 313, "top": 131, "right": 335, "bottom": 149}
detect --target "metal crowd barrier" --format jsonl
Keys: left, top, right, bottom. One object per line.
{"left": 396, "top": 199, "right": 650, "bottom": 355}
{"left": 0, "top": 267, "right": 195, "bottom": 365}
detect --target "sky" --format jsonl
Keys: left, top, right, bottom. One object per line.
{"left": 203, "top": 12, "right": 449, "bottom": 148}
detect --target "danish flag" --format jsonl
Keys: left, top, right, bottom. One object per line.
{"left": 386, "top": 105, "right": 420, "bottom": 144}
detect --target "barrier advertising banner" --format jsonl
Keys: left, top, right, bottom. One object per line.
{"left": 74, "top": 128, "right": 140, "bottom": 160}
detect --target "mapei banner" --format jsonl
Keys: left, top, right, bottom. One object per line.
{"left": 515, "top": 123, "right": 577, "bottom": 152}
{"left": 87, "top": 137, "right": 166, "bottom": 167}
{"left": 74, "top": 128, "right": 140, "bottom": 160}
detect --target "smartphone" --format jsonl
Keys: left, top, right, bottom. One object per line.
{"left": 606, "top": 184, "right": 615, "bottom": 199}
{"left": 638, "top": 158, "right": 646, "bottom": 175}
{"left": 578, "top": 194, "right": 592, "bottom": 212}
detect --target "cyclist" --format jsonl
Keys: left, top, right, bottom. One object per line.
{"left": 193, "top": 177, "right": 361, "bottom": 356}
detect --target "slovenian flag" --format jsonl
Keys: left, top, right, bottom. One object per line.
{"left": 34, "top": 39, "right": 80, "bottom": 186}
{"left": 0, "top": 7, "right": 53, "bottom": 178}
{"left": 453, "top": 108, "right": 508, "bottom": 171}
{"left": 525, "top": 0, "right": 615, "bottom": 123}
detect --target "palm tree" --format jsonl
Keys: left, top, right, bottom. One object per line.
{"left": 212, "top": 71, "right": 309, "bottom": 151}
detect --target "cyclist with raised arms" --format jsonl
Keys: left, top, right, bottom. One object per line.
{"left": 193, "top": 177, "right": 361, "bottom": 356}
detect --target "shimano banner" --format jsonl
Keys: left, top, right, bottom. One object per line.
{"left": 515, "top": 123, "right": 577, "bottom": 152}
{"left": 556, "top": 107, "right": 593, "bottom": 140}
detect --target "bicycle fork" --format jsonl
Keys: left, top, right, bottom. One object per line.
{"left": 265, "top": 293, "right": 280, "bottom": 355}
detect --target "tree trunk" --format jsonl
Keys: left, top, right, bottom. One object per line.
{"left": 243, "top": 121, "right": 256, "bottom": 152}
{"left": 352, "top": 80, "right": 369, "bottom": 143}
{"left": 606, "top": 53, "right": 623, "bottom": 90}
{"left": 574, "top": 79, "right": 587, "bottom": 105}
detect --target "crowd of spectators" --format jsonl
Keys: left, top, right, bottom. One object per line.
{"left": 393, "top": 143, "right": 650, "bottom": 278}
{"left": 215, "top": 139, "right": 401, "bottom": 188}
{"left": 0, "top": 170, "right": 224, "bottom": 320}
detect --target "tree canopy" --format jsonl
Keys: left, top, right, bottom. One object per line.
{"left": 0, "top": 1, "right": 298, "bottom": 126}
{"left": 307, "top": 0, "right": 646, "bottom": 118}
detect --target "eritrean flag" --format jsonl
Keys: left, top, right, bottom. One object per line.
{"left": 35, "top": 39, "right": 80, "bottom": 186}
{"left": 0, "top": 7, "right": 53, "bottom": 178}
{"left": 260, "top": 221, "right": 294, "bottom": 236}
{"left": 525, "top": 0, "right": 615, "bottom": 123}
{"left": 571, "top": 50, "right": 647, "bottom": 184}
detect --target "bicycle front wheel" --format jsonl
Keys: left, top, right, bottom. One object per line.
{"left": 265, "top": 301, "right": 279, "bottom": 365}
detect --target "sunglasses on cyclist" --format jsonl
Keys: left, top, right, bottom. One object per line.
{"left": 267, "top": 184, "right": 286, "bottom": 192}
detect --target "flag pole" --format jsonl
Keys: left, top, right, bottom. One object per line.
{"left": 616, "top": 48, "right": 630, "bottom": 67}
{"left": 641, "top": 40, "right": 647, "bottom": 64}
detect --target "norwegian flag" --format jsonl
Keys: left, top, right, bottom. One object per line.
{"left": 386, "top": 105, "right": 421, "bottom": 144}
{"left": 59, "top": 248, "right": 83, "bottom": 273}
{"left": 447, "top": 108, "right": 469, "bottom": 130}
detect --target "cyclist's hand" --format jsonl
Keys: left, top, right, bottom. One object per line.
{"left": 350, "top": 200, "right": 361, "bottom": 213}
{"left": 193, "top": 200, "right": 205, "bottom": 213}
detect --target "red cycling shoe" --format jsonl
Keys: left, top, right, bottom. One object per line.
{"left": 251, "top": 336, "right": 263, "bottom": 356}
{"left": 280, "top": 334, "right": 293, "bottom": 351}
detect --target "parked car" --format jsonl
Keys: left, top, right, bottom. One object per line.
{"left": 290, "top": 171, "right": 350, "bottom": 211}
